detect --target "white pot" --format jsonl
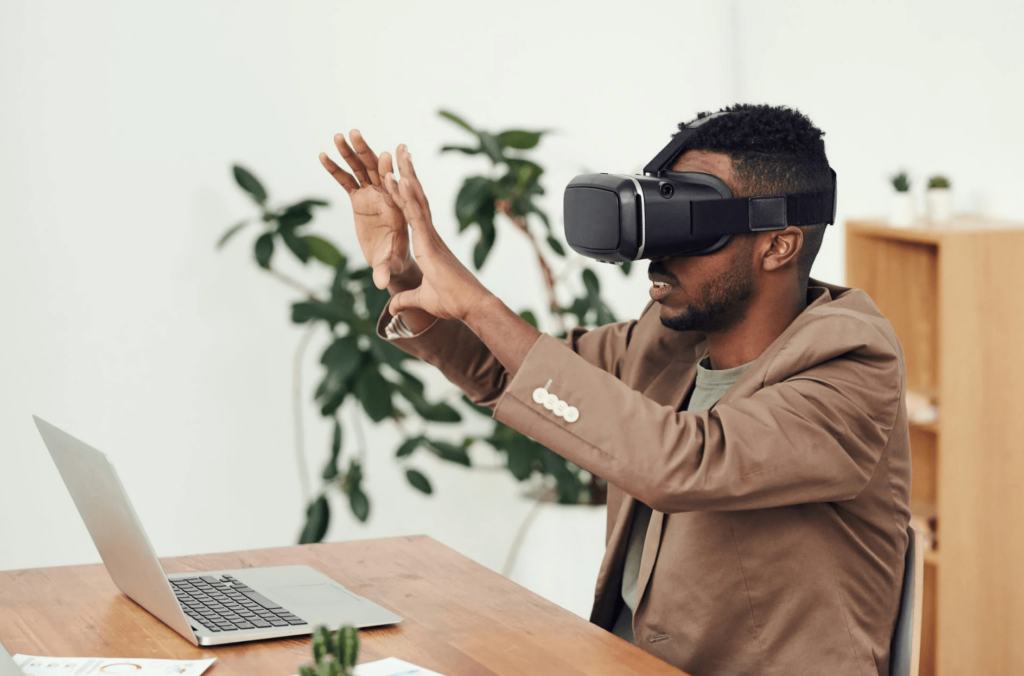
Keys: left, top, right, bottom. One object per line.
{"left": 890, "top": 192, "right": 915, "bottom": 227}
{"left": 504, "top": 502, "right": 607, "bottom": 618}
{"left": 927, "top": 188, "right": 952, "bottom": 223}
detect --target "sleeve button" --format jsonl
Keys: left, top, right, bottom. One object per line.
{"left": 532, "top": 388, "right": 548, "bottom": 404}
{"left": 543, "top": 393, "right": 559, "bottom": 410}
{"left": 563, "top": 406, "right": 580, "bottom": 423}
{"left": 553, "top": 400, "right": 568, "bottom": 417}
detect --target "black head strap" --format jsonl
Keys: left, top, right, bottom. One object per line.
{"left": 643, "top": 112, "right": 730, "bottom": 176}
{"left": 690, "top": 169, "right": 837, "bottom": 235}
{"left": 645, "top": 111, "right": 837, "bottom": 233}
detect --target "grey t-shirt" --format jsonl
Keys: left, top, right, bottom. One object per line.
{"left": 611, "top": 356, "right": 752, "bottom": 643}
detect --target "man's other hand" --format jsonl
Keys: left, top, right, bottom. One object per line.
{"left": 382, "top": 144, "right": 493, "bottom": 323}
{"left": 319, "top": 130, "right": 412, "bottom": 291}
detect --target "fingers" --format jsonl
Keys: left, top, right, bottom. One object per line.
{"left": 333, "top": 133, "right": 371, "bottom": 187}
{"left": 371, "top": 234, "right": 395, "bottom": 290}
{"left": 388, "top": 287, "right": 421, "bottom": 316}
{"left": 378, "top": 152, "right": 398, "bottom": 207}
{"left": 396, "top": 145, "right": 431, "bottom": 214}
{"left": 349, "top": 130, "right": 381, "bottom": 187}
{"left": 319, "top": 153, "right": 360, "bottom": 194}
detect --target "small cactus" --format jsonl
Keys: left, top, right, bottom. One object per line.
{"left": 891, "top": 171, "right": 910, "bottom": 192}
{"left": 299, "top": 626, "right": 360, "bottom": 676}
{"left": 927, "top": 175, "right": 951, "bottom": 189}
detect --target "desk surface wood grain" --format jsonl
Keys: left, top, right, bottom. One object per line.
{"left": 0, "top": 536, "right": 685, "bottom": 675}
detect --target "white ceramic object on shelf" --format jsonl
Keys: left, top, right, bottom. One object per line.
{"left": 927, "top": 188, "right": 952, "bottom": 223}
{"left": 890, "top": 192, "right": 915, "bottom": 227}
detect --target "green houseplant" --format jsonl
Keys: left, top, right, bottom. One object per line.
{"left": 890, "top": 170, "right": 914, "bottom": 227}
{"left": 219, "top": 111, "right": 632, "bottom": 542}
{"left": 300, "top": 626, "right": 359, "bottom": 676}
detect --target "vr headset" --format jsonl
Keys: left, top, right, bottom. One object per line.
{"left": 563, "top": 112, "right": 837, "bottom": 262}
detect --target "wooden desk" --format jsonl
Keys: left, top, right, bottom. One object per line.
{"left": 0, "top": 536, "right": 685, "bottom": 675}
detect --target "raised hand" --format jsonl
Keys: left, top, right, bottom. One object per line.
{"left": 382, "top": 145, "right": 493, "bottom": 323}
{"left": 319, "top": 130, "right": 413, "bottom": 291}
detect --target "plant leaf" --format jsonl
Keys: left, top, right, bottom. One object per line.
{"left": 233, "top": 165, "right": 267, "bottom": 205}
{"left": 438, "top": 110, "right": 477, "bottom": 135}
{"left": 472, "top": 217, "right": 496, "bottom": 270}
{"left": 582, "top": 268, "right": 601, "bottom": 296}
{"left": 312, "top": 626, "right": 333, "bottom": 663}
{"left": 396, "top": 436, "right": 424, "bottom": 458}
{"left": 354, "top": 367, "right": 393, "bottom": 422}
{"left": 426, "top": 440, "right": 471, "bottom": 467}
{"left": 322, "top": 419, "right": 343, "bottom": 481}
{"left": 406, "top": 469, "right": 433, "bottom": 495}
{"left": 478, "top": 132, "right": 504, "bottom": 164}
{"left": 455, "top": 177, "right": 493, "bottom": 228}
{"left": 546, "top": 236, "right": 565, "bottom": 256}
{"left": 440, "top": 145, "right": 481, "bottom": 155}
{"left": 497, "top": 130, "right": 543, "bottom": 150}
{"left": 621, "top": 260, "right": 632, "bottom": 275}
{"left": 217, "top": 220, "right": 249, "bottom": 249}
{"left": 305, "top": 235, "right": 345, "bottom": 268}
{"left": 461, "top": 394, "right": 493, "bottom": 418}
{"left": 298, "top": 494, "right": 330, "bottom": 544}
{"left": 254, "top": 232, "right": 274, "bottom": 269}
{"left": 280, "top": 228, "right": 310, "bottom": 263}
{"left": 291, "top": 300, "right": 356, "bottom": 325}
{"left": 518, "top": 310, "right": 538, "bottom": 328}
{"left": 299, "top": 666, "right": 315, "bottom": 676}
{"left": 349, "top": 486, "right": 370, "bottom": 522}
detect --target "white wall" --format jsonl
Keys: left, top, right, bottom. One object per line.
{"left": 3, "top": 0, "right": 1022, "bottom": 617}
{"left": 737, "top": 0, "right": 1024, "bottom": 283}
{"left": 0, "top": 0, "right": 733, "bottom": 596}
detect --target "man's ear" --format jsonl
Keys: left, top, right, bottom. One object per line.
{"left": 759, "top": 226, "right": 803, "bottom": 272}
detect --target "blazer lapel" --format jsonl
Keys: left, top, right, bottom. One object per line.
{"left": 632, "top": 352, "right": 701, "bottom": 614}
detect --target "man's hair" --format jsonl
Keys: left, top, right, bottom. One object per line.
{"left": 678, "top": 104, "right": 831, "bottom": 288}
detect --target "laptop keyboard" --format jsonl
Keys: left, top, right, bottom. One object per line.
{"left": 170, "top": 574, "right": 306, "bottom": 633}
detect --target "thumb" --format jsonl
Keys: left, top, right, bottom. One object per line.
{"left": 388, "top": 287, "right": 422, "bottom": 316}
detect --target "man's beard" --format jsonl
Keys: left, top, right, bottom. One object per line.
{"left": 658, "top": 260, "right": 755, "bottom": 334}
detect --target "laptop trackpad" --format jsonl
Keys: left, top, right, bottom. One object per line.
{"left": 270, "top": 584, "right": 361, "bottom": 613}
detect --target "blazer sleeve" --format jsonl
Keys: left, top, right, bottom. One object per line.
{"left": 491, "top": 312, "right": 904, "bottom": 513}
{"left": 376, "top": 307, "right": 639, "bottom": 409}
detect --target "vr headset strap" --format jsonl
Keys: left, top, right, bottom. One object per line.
{"left": 690, "top": 169, "right": 838, "bottom": 236}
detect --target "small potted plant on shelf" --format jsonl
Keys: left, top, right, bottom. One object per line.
{"left": 927, "top": 175, "right": 952, "bottom": 224}
{"left": 890, "top": 171, "right": 914, "bottom": 227}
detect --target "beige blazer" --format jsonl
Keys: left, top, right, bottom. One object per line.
{"left": 380, "top": 280, "right": 912, "bottom": 676}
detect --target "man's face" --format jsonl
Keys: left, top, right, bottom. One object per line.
{"left": 649, "top": 150, "right": 757, "bottom": 334}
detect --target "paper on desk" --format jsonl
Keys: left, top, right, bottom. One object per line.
{"left": 352, "top": 658, "right": 445, "bottom": 676}
{"left": 13, "top": 655, "right": 216, "bottom": 676}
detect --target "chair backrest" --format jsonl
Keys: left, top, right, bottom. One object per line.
{"left": 890, "top": 524, "right": 926, "bottom": 676}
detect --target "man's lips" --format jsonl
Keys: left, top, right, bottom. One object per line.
{"left": 648, "top": 272, "right": 676, "bottom": 302}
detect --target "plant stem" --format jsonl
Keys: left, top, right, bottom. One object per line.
{"left": 497, "top": 204, "right": 565, "bottom": 335}
{"left": 267, "top": 266, "right": 324, "bottom": 300}
{"left": 350, "top": 402, "right": 367, "bottom": 464}
{"left": 293, "top": 324, "right": 317, "bottom": 504}
{"left": 501, "top": 486, "right": 557, "bottom": 578}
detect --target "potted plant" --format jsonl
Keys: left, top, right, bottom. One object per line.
{"left": 218, "top": 111, "right": 633, "bottom": 617}
{"left": 927, "top": 175, "right": 952, "bottom": 223}
{"left": 890, "top": 171, "right": 914, "bottom": 227}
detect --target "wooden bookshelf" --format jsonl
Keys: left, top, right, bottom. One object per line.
{"left": 846, "top": 217, "right": 1024, "bottom": 676}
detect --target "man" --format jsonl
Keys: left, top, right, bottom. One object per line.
{"left": 319, "top": 105, "right": 912, "bottom": 676}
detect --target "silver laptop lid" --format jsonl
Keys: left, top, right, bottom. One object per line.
{"left": 32, "top": 416, "right": 197, "bottom": 645}
{"left": 0, "top": 642, "right": 23, "bottom": 676}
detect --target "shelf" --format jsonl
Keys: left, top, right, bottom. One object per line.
{"left": 924, "top": 549, "right": 940, "bottom": 567}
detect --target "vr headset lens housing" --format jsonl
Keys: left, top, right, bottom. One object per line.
{"left": 563, "top": 113, "right": 837, "bottom": 262}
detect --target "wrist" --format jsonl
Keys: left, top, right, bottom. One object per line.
{"left": 462, "top": 292, "right": 505, "bottom": 334}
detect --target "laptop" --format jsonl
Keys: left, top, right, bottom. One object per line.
{"left": 32, "top": 416, "right": 401, "bottom": 647}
